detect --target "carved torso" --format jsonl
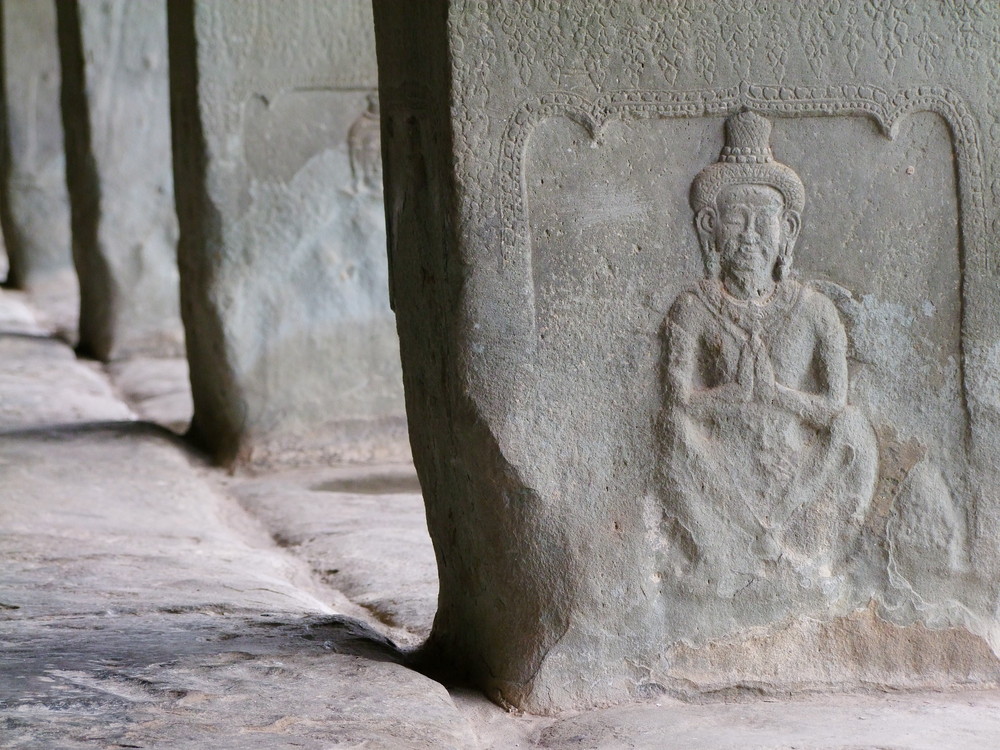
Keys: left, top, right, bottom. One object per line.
{"left": 671, "top": 278, "right": 840, "bottom": 396}
{"left": 660, "top": 271, "right": 879, "bottom": 594}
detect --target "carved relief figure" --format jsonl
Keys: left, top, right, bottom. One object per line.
{"left": 660, "top": 111, "right": 879, "bottom": 595}
{"left": 348, "top": 90, "right": 383, "bottom": 194}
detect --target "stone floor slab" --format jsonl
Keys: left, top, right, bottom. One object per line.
{"left": 0, "top": 289, "right": 478, "bottom": 748}
{"left": 2, "top": 614, "right": 474, "bottom": 750}
{"left": 107, "top": 357, "right": 193, "bottom": 434}
{"left": 517, "top": 691, "right": 1000, "bottom": 750}
{"left": 228, "top": 463, "right": 437, "bottom": 645}
{"left": 0, "top": 427, "right": 332, "bottom": 620}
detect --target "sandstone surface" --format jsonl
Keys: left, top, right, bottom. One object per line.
{"left": 230, "top": 463, "right": 437, "bottom": 645}
{"left": 374, "top": 0, "right": 1000, "bottom": 711}
{"left": 0, "top": 0, "right": 73, "bottom": 289}
{"left": 0, "top": 289, "right": 475, "bottom": 749}
{"left": 4, "top": 289, "right": 1000, "bottom": 747}
{"left": 168, "top": 0, "right": 406, "bottom": 466}
{"left": 57, "top": 0, "right": 183, "bottom": 361}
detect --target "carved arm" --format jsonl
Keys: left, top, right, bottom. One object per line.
{"left": 770, "top": 297, "right": 849, "bottom": 426}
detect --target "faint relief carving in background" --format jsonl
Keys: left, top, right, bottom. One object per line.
{"left": 348, "top": 90, "right": 382, "bottom": 194}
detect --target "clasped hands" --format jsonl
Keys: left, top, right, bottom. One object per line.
{"left": 737, "top": 333, "right": 777, "bottom": 403}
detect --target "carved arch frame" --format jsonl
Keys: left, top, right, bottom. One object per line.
{"left": 498, "top": 81, "right": 987, "bottom": 431}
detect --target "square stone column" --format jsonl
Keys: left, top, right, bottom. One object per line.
{"left": 56, "top": 0, "right": 182, "bottom": 361}
{"left": 375, "top": 1, "right": 1000, "bottom": 713}
{"left": 0, "top": 0, "right": 73, "bottom": 289}
{"left": 168, "top": 0, "right": 406, "bottom": 466}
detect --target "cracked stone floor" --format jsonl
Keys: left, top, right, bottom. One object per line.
{"left": 3, "top": 285, "right": 1000, "bottom": 749}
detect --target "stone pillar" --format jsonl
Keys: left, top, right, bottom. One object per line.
{"left": 56, "top": 0, "right": 182, "bottom": 361}
{"left": 168, "top": 0, "right": 406, "bottom": 466}
{"left": 375, "top": 1, "right": 1000, "bottom": 713}
{"left": 0, "top": 0, "right": 73, "bottom": 289}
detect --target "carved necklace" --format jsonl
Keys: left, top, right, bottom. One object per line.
{"left": 698, "top": 278, "right": 802, "bottom": 341}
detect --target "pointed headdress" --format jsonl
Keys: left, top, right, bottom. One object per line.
{"left": 690, "top": 110, "right": 804, "bottom": 213}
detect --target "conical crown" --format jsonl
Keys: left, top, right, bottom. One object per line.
{"left": 720, "top": 110, "right": 773, "bottom": 164}
{"left": 689, "top": 110, "right": 804, "bottom": 213}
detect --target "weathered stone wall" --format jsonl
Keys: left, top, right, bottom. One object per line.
{"left": 168, "top": 0, "right": 406, "bottom": 465}
{"left": 375, "top": 0, "right": 1000, "bottom": 713}
{"left": 0, "top": 0, "right": 73, "bottom": 289}
{"left": 57, "top": 0, "right": 182, "bottom": 361}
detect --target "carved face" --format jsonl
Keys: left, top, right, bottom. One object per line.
{"left": 713, "top": 184, "right": 786, "bottom": 280}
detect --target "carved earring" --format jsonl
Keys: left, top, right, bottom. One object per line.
{"left": 698, "top": 232, "right": 720, "bottom": 278}
{"left": 777, "top": 211, "right": 799, "bottom": 280}
{"left": 695, "top": 209, "right": 720, "bottom": 279}
{"left": 703, "top": 249, "right": 721, "bottom": 279}
{"left": 776, "top": 243, "right": 794, "bottom": 280}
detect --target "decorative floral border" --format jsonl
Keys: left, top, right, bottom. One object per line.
{"left": 500, "top": 82, "right": 985, "bottom": 281}
{"left": 498, "top": 81, "right": 985, "bottom": 431}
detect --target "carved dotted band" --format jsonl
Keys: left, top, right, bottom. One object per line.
{"left": 720, "top": 146, "right": 773, "bottom": 163}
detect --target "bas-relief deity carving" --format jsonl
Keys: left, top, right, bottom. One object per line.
{"left": 660, "top": 111, "right": 884, "bottom": 602}
{"left": 348, "top": 90, "right": 383, "bottom": 194}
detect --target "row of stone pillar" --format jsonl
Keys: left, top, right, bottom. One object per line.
{"left": 6, "top": 0, "right": 998, "bottom": 717}
{"left": 0, "top": 0, "right": 406, "bottom": 466}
